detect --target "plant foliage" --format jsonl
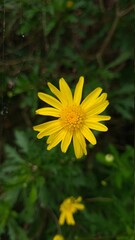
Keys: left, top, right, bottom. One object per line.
{"left": 0, "top": 0, "right": 133, "bottom": 239}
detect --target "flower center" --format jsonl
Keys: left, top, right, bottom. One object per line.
{"left": 60, "top": 105, "right": 84, "bottom": 131}
{"left": 60, "top": 198, "right": 76, "bottom": 213}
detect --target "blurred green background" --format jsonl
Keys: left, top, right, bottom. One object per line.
{"left": 0, "top": 0, "right": 134, "bottom": 239}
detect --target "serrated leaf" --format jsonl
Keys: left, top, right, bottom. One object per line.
{"left": 5, "top": 145, "right": 23, "bottom": 162}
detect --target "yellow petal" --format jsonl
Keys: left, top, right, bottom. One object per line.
{"left": 36, "top": 120, "right": 62, "bottom": 138}
{"left": 75, "top": 131, "right": 87, "bottom": 155}
{"left": 73, "top": 133, "right": 84, "bottom": 158}
{"left": 46, "top": 132, "right": 58, "bottom": 144}
{"left": 33, "top": 120, "right": 60, "bottom": 131}
{"left": 97, "top": 93, "right": 107, "bottom": 102}
{"left": 86, "top": 115, "right": 111, "bottom": 122}
{"left": 47, "top": 82, "right": 61, "bottom": 98}
{"left": 59, "top": 213, "right": 66, "bottom": 225}
{"left": 36, "top": 107, "right": 60, "bottom": 117}
{"left": 66, "top": 212, "right": 75, "bottom": 225}
{"left": 47, "top": 130, "right": 66, "bottom": 150}
{"left": 74, "top": 203, "right": 85, "bottom": 210}
{"left": 81, "top": 125, "right": 97, "bottom": 145}
{"left": 82, "top": 92, "right": 107, "bottom": 112}
{"left": 38, "top": 92, "right": 62, "bottom": 109}
{"left": 61, "top": 130, "right": 72, "bottom": 153}
{"left": 87, "top": 100, "right": 109, "bottom": 116}
{"left": 59, "top": 78, "right": 73, "bottom": 103}
{"left": 74, "top": 76, "right": 84, "bottom": 105}
{"left": 53, "top": 235, "right": 64, "bottom": 240}
{"left": 33, "top": 122, "right": 49, "bottom": 131}
{"left": 81, "top": 87, "right": 102, "bottom": 110}
{"left": 47, "top": 82, "right": 67, "bottom": 104}
{"left": 86, "top": 122, "right": 108, "bottom": 132}
{"left": 76, "top": 196, "right": 82, "bottom": 202}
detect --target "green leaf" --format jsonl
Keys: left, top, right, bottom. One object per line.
{"left": 14, "top": 130, "right": 29, "bottom": 153}
{"left": 28, "top": 185, "right": 38, "bottom": 204}
{"left": 45, "top": 20, "right": 56, "bottom": 36}
{"left": 4, "top": 145, "right": 23, "bottom": 162}
{"left": 0, "top": 202, "right": 10, "bottom": 233}
{"left": 8, "top": 219, "right": 29, "bottom": 240}
{"left": 107, "top": 51, "right": 132, "bottom": 69}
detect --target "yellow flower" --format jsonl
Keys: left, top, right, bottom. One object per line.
{"left": 53, "top": 234, "right": 64, "bottom": 240}
{"left": 66, "top": 1, "right": 74, "bottom": 8}
{"left": 59, "top": 196, "right": 85, "bottom": 225}
{"left": 33, "top": 76, "right": 111, "bottom": 158}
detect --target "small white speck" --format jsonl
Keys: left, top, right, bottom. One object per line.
{"left": 0, "top": 106, "right": 8, "bottom": 115}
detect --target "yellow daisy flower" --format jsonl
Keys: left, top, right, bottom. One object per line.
{"left": 59, "top": 196, "right": 85, "bottom": 225}
{"left": 66, "top": 1, "right": 74, "bottom": 8}
{"left": 33, "top": 76, "right": 111, "bottom": 158}
{"left": 53, "top": 234, "right": 64, "bottom": 240}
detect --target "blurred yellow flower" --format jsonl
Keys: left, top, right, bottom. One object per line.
{"left": 66, "top": 1, "right": 74, "bottom": 8}
{"left": 33, "top": 76, "right": 111, "bottom": 158}
{"left": 59, "top": 196, "right": 85, "bottom": 225}
{"left": 53, "top": 234, "right": 64, "bottom": 240}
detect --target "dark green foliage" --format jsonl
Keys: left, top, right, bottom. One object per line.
{"left": 0, "top": 131, "right": 133, "bottom": 239}
{"left": 0, "top": 0, "right": 133, "bottom": 239}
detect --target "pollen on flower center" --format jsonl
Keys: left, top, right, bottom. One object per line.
{"left": 60, "top": 105, "right": 84, "bottom": 130}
